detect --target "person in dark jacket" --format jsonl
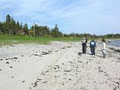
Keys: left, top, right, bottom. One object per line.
{"left": 90, "top": 39, "right": 96, "bottom": 55}
{"left": 81, "top": 36, "right": 88, "bottom": 53}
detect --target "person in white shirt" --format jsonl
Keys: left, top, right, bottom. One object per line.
{"left": 102, "top": 39, "right": 106, "bottom": 58}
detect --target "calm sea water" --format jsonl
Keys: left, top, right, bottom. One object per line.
{"left": 108, "top": 40, "right": 120, "bottom": 47}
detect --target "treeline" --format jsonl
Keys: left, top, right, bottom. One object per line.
{"left": 0, "top": 14, "right": 28, "bottom": 35}
{"left": 31, "top": 24, "right": 63, "bottom": 37}
{"left": 99, "top": 34, "right": 120, "bottom": 38}
{"left": 0, "top": 14, "right": 120, "bottom": 38}
{"left": 0, "top": 14, "right": 63, "bottom": 37}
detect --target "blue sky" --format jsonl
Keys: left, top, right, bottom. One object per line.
{"left": 0, "top": 0, "right": 120, "bottom": 35}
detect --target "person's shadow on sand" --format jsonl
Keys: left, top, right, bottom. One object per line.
{"left": 78, "top": 52, "right": 90, "bottom": 56}
{"left": 78, "top": 52, "right": 103, "bottom": 58}
{"left": 78, "top": 52, "right": 83, "bottom": 56}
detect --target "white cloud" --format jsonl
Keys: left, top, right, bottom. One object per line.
{"left": 0, "top": 0, "right": 120, "bottom": 34}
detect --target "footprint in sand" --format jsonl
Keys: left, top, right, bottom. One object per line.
{"left": 13, "top": 57, "right": 18, "bottom": 59}
{"left": 0, "top": 59, "right": 3, "bottom": 61}
{"left": 22, "top": 80, "right": 25, "bottom": 83}
{"left": 10, "top": 66, "right": 13, "bottom": 68}
{"left": 6, "top": 62, "right": 9, "bottom": 64}
{"left": 11, "top": 76, "right": 14, "bottom": 78}
{"left": 6, "top": 59, "right": 8, "bottom": 60}
{"left": 21, "top": 55, "right": 24, "bottom": 57}
{"left": 0, "top": 68, "right": 2, "bottom": 71}
{"left": 32, "top": 82, "right": 37, "bottom": 87}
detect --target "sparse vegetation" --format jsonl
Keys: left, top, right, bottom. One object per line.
{"left": 0, "top": 33, "right": 81, "bottom": 46}
{"left": 0, "top": 14, "right": 120, "bottom": 46}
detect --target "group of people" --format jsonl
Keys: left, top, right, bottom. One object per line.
{"left": 81, "top": 36, "right": 106, "bottom": 58}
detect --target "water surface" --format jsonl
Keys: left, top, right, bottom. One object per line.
{"left": 108, "top": 40, "right": 120, "bottom": 47}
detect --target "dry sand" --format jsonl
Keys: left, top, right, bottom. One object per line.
{"left": 0, "top": 41, "right": 120, "bottom": 90}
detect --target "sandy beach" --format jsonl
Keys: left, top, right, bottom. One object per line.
{"left": 0, "top": 41, "right": 120, "bottom": 90}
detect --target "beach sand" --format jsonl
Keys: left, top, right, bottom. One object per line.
{"left": 0, "top": 41, "right": 120, "bottom": 90}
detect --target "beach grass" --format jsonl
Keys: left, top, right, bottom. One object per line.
{"left": 0, "top": 33, "right": 81, "bottom": 46}
{"left": 1, "top": 33, "right": 118, "bottom": 46}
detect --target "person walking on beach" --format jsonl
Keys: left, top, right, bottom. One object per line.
{"left": 90, "top": 38, "right": 96, "bottom": 55}
{"left": 81, "top": 36, "right": 88, "bottom": 53}
{"left": 102, "top": 38, "right": 106, "bottom": 58}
